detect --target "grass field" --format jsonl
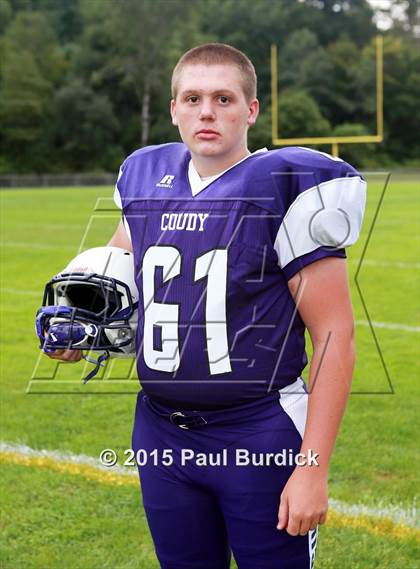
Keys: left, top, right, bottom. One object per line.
{"left": 1, "top": 172, "right": 419, "bottom": 568}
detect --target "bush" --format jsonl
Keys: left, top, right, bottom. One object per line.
{"left": 332, "top": 123, "right": 375, "bottom": 168}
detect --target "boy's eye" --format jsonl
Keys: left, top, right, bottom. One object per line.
{"left": 187, "top": 96, "right": 199, "bottom": 103}
{"left": 219, "top": 96, "right": 230, "bottom": 103}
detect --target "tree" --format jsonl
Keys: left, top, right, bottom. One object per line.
{"left": 0, "top": 50, "right": 51, "bottom": 171}
{"left": 0, "top": 0, "right": 12, "bottom": 34}
{"left": 279, "top": 30, "right": 337, "bottom": 122}
{"left": 380, "top": 35, "right": 420, "bottom": 162}
{"left": 332, "top": 123, "right": 374, "bottom": 167}
{"left": 88, "top": 0, "right": 200, "bottom": 147}
{"left": 0, "top": 11, "right": 66, "bottom": 171}
{"left": 298, "top": 0, "right": 376, "bottom": 46}
{"left": 71, "top": 0, "right": 207, "bottom": 151}
{"left": 325, "top": 36, "right": 366, "bottom": 124}
{"left": 277, "top": 90, "right": 331, "bottom": 138}
{"left": 1, "top": 10, "right": 67, "bottom": 84}
{"left": 0, "top": 0, "right": 418, "bottom": 171}
{"left": 247, "top": 107, "right": 273, "bottom": 152}
{"left": 50, "top": 80, "right": 121, "bottom": 171}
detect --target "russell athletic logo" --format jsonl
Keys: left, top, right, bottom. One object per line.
{"left": 156, "top": 174, "right": 175, "bottom": 188}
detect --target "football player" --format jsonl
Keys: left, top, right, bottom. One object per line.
{"left": 48, "top": 43, "right": 366, "bottom": 568}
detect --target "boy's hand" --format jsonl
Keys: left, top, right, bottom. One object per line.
{"left": 43, "top": 348, "right": 82, "bottom": 362}
{"left": 277, "top": 467, "right": 328, "bottom": 536}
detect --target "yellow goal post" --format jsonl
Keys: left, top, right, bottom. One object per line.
{"left": 271, "top": 36, "right": 383, "bottom": 157}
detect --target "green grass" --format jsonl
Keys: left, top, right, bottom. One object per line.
{"left": 1, "top": 173, "right": 419, "bottom": 567}
{"left": 1, "top": 464, "right": 418, "bottom": 569}
{"left": 1, "top": 464, "right": 158, "bottom": 569}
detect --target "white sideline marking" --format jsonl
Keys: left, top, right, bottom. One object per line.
{"left": 328, "top": 498, "right": 418, "bottom": 529}
{"left": 15, "top": 223, "right": 85, "bottom": 230}
{"left": 349, "top": 259, "right": 420, "bottom": 270}
{"left": 0, "top": 442, "right": 417, "bottom": 528}
{"left": 2, "top": 241, "right": 75, "bottom": 251}
{"left": 356, "top": 320, "right": 420, "bottom": 333}
{"left": 0, "top": 441, "right": 137, "bottom": 478}
{"left": 1, "top": 288, "right": 39, "bottom": 297}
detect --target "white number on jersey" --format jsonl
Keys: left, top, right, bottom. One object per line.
{"left": 142, "top": 246, "right": 231, "bottom": 375}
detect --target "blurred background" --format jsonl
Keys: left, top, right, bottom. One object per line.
{"left": 0, "top": 0, "right": 419, "bottom": 175}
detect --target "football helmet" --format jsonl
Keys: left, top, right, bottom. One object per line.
{"left": 36, "top": 247, "right": 139, "bottom": 378}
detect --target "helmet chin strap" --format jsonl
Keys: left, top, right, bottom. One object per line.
{"left": 82, "top": 351, "right": 110, "bottom": 383}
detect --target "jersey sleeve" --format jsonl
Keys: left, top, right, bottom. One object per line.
{"left": 113, "top": 164, "right": 132, "bottom": 241}
{"left": 273, "top": 147, "right": 366, "bottom": 280}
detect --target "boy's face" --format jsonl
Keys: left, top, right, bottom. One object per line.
{"left": 170, "top": 64, "right": 259, "bottom": 161}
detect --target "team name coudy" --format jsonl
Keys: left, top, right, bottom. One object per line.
{"left": 161, "top": 212, "right": 209, "bottom": 232}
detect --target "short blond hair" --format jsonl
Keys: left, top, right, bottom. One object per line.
{"left": 171, "top": 43, "right": 257, "bottom": 102}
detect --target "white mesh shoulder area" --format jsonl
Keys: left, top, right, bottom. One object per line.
{"left": 274, "top": 176, "right": 366, "bottom": 269}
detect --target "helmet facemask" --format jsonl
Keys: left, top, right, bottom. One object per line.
{"left": 36, "top": 247, "right": 138, "bottom": 358}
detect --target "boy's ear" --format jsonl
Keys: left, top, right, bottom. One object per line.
{"left": 247, "top": 99, "right": 259, "bottom": 126}
{"left": 170, "top": 99, "right": 178, "bottom": 126}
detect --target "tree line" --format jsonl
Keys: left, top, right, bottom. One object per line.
{"left": 0, "top": 0, "right": 418, "bottom": 173}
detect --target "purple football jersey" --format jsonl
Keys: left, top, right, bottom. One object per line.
{"left": 115, "top": 143, "right": 366, "bottom": 408}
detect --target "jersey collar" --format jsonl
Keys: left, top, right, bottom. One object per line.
{"left": 188, "top": 148, "right": 268, "bottom": 197}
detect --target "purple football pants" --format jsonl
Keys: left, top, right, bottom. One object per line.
{"left": 132, "top": 378, "right": 317, "bottom": 569}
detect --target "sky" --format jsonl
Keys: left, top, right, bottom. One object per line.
{"left": 367, "top": 0, "right": 411, "bottom": 31}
